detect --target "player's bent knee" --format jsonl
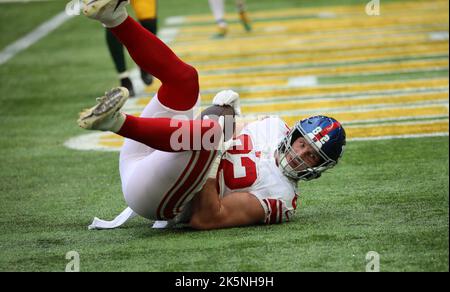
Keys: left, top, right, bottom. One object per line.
{"left": 158, "top": 64, "right": 200, "bottom": 111}
{"left": 176, "top": 64, "right": 199, "bottom": 85}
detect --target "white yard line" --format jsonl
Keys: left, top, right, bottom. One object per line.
{"left": 199, "top": 77, "right": 450, "bottom": 95}
{"left": 165, "top": 16, "right": 186, "bottom": 26}
{"left": 64, "top": 132, "right": 122, "bottom": 152}
{"left": 198, "top": 86, "right": 449, "bottom": 106}
{"left": 288, "top": 76, "right": 318, "bottom": 87}
{"left": 158, "top": 27, "right": 180, "bottom": 44}
{"left": 0, "top": 11, "right": 73, "bottom": 65}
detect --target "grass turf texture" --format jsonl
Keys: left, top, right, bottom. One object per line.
{"left": 0, "top": 0, "right": 448, "bottom": 271}
{"left": 0, "top": 2, "right": 63, "bottom": 50}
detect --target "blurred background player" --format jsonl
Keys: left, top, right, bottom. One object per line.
{"left": 106, "top": 0, "right": 158, "bottom": 97}
{"left": 208, "top": 0, "right": 252, "bottom": 38}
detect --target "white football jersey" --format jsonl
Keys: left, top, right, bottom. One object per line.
{"left": 216, "top": 117, "right": 299, "bottom": 224}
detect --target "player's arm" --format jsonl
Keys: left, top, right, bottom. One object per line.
{"left": 189, "top": 178, "right": 265, "bottom": 230}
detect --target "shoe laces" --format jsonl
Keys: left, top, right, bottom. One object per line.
{"left": 96, "top": 93, "right": 108, "bottom": 103}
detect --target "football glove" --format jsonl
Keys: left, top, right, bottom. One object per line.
{"left": 212, "top": 89, "right": 242, "bottom": 116}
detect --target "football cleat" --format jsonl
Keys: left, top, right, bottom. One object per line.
{"left": 78, "top": 87, "right": 129, "bottom": 131}
{"left": 82, "top": 0, "right": 130, "bottom": 28}
{"left": 211, "top": 26, "right": 228, "bottom": 39}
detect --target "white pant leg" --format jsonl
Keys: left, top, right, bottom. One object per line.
{"left": 119, "top": 95, "right": 198, "bottom": 191}
{"left": 119, "top": 95, "right": 213, "bottom": 221}
{"left": 208, "top": 0, "right": 226, "bottom": 25}
{"left": 123, "top": 148, "right": 217, "bottom": 220}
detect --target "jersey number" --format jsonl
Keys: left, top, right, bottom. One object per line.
{"left": 220, "top": 135, "right": 257, "bottom": 190}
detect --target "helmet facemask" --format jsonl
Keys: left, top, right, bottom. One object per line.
{"left": 277, "top": 124, "right": 337, "bottom": 181}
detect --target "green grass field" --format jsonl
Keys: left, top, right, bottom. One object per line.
{"left": 0, "top": 0, "right": 448, "bottom": 272}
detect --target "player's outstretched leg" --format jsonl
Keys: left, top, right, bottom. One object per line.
{"left": 78, "top": 87, "right": 222, "bottom": 153}
{"left": 83, "top": 0, "right": 199, "bottom": 112}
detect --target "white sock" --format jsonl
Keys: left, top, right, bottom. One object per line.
{"left": 208, "top": 0, "right": 226, "bottom": 25}
{"left": 102, "top": 11, "right": 128, "bottom": 28}
{"left": 118, "top": 71, "right": 130, "bottom": 80}
{"left": 110, "top": 112, "right": 126, "bottom": 133}
{"left": 94, "top": 112, "right": 126, "bottom": 132}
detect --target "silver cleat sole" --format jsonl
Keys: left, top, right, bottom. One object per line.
{"left": 78, "top": 87, "right": 129, "bottom": 130}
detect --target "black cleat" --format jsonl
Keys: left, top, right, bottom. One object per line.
{"left": 120, "top": 77, "right": 135, "bottom": 97}
{"left": 140, "top": 69, "right": 154, "bottom": 86}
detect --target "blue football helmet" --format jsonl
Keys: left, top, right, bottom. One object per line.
{"left": 277, "top": 116, "right": 346, "bottom": 181}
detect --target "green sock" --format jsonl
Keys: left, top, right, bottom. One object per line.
{"left": 139, "top": 18, "right": 158, "bottom": 35}
{"left": 138, "top": 18, "right": 158, "bottom": 83}
{"left": 105, "top": 29, "right": 126, "bottom": 74}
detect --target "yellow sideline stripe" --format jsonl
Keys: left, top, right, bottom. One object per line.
{"left": 281, "top": 106, "right": 449, "bottom": 125}
{"left": 195, "top": 51, "right": 449, "bottom": 73}
{"left": 142, "top": 80, "right": 449, "bottom": 104}
{"left": 180, "top": 41, "right": 448, "bottom": 63}
{"left": 198, "top": 79, "right": 450, "bottom": 101}
{"left": 141, "top": 55, "right": 449, "bottom": 92}
{"left": 175, "top": 18, "right": 448, "bottom": 45}
{"left": 172, "top": 32, "right": 444, "bottom": 55}
{"left": 180, "top": 0, "right": 449, "bottom": 23}
{"left": 174, "top": 22, "right": 449, "bottom": 43}
{"left": 197, "top": 60, "right": 449, "bottom": 88}
{"left": 177, "top": 13, "right": 448, "bottom": 36}
{"left": 242, "top": 92, "right": 449, "bottom": 113}
{"left": 172, "top": 20, "right": 448, "bottom": 43}
{"left": 100, "top": 133, "right": 126, "bottom": 140}
{"left": 142, "top": 78, "right": 449, "bottom": 103}
{"left": 176, "top": 45, "right": 447, "bottom": 68}
{"left": 181, "top": 2, "right": 449, "bottom": 23}
{"left": 98, "top": 140, "right": 123, "bottom": 148}
{"left": 199, "top": 59, "right": 449, "bottom": 81}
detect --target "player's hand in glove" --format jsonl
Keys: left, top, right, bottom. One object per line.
{"left": 212, "top": 90, "right": 242, "bottom": 116}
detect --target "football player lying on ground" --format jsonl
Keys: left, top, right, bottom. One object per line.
{"left": 79, "top": 0, "right": 346, "bottom": 230}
